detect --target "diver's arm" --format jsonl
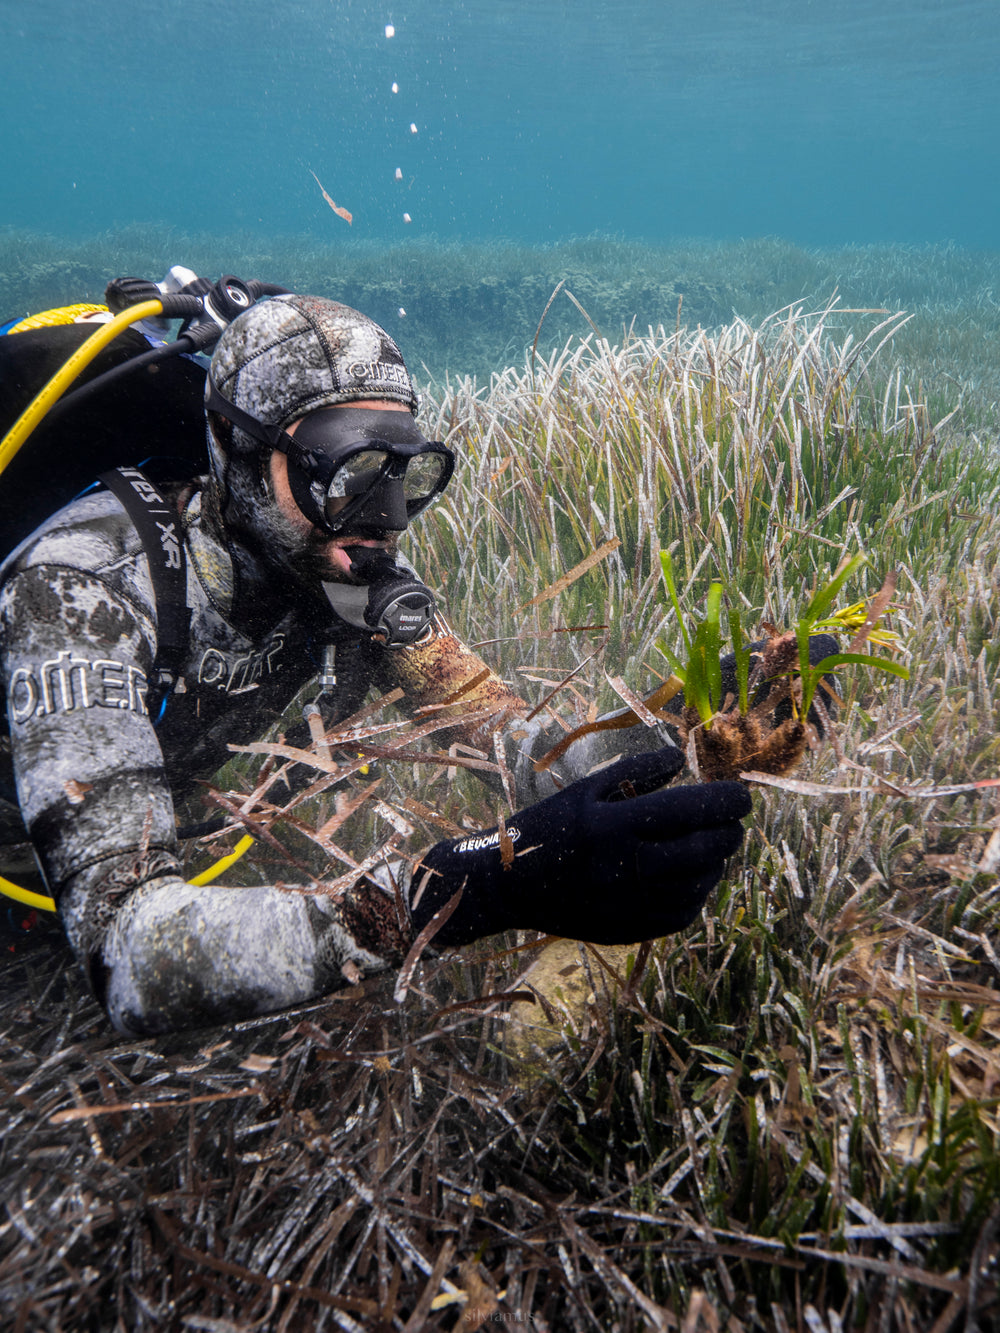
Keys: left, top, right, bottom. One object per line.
{"left": 370, "top": 612, "right": 546, "bottom": 802}
{"left": 0, "top": 563, "right": 178, "bottom": 888}
{"left": 378, "top": 616, "right": 844, "bottom": 808}
{"left": 372, "top": 612, "right": 679, "bottom": 804}
{"left": 60, "top": 855, "right": 407, "bottom": 1035}
{"left": 371, "top": 612, "right": 528, "bottom": 747}
{"left": 0, "top": 563, "right": 408, "bottom": 1035}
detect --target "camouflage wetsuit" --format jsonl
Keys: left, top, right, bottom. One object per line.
{"left": 0, "top": 292, "right": 751, "bottom": 1038}
{"left": 0, "top": 479, "right": 571, "bottom": 1035}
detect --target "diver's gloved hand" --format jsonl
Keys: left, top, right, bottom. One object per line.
{"left": 410, "top": 747, "right": 752, "bottom": 947}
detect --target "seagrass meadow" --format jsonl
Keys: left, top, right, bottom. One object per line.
{"left": 3, "top": 235, "right": 1000, "bottom": 1330}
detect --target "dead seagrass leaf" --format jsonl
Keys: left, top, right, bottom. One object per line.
{"left": 239, "top": 1054, "right": 277, "bottom": 1073}
{"left": 310, "top": 169, "right": 353, "bottom": 224}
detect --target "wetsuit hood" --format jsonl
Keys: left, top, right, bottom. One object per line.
{"left": 202, "top": 296, "right": 419, "bottom": 608}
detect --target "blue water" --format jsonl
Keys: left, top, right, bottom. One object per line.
{"left": 2, "top": 0, "right": 997, "bottom": 248}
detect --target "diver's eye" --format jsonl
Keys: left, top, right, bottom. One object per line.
{"left": 327, "top": 449, "right": 389, "bottom": 500}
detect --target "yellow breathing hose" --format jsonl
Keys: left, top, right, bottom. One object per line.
{"left": 0, "top": 298, "right": 256, "bottom": 915}
{"left": 1, "top": 876, "right": 57, "bottom": 913}
{"left": 187, "top": 835, "right": 256, "bottom": 886}
{"left": 1, "top": 836, "right": 257, "bottom": 915}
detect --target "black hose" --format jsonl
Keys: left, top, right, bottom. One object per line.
{"left": 45, "top": 336, "right": 201, "bottom": 426}
{"left": 45, "top": 282, "right": 292, "bottom": 425}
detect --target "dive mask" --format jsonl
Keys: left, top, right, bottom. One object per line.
{"left": 205, "top": 379, "right": 455, "bottom": 535}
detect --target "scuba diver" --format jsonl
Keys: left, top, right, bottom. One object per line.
{"left": 0, "top": 286, "right": 752, "bottom": 1036}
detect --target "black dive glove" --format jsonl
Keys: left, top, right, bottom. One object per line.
{"left": 411, "top": 747, "right": 752, "bottom": 948}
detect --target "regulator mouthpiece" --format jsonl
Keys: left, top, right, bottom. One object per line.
{"left": 348, "top": 548, "right": 435, "bottom": 646}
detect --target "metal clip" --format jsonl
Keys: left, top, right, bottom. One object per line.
{"left": 318, "top": 643, "right": 337, "bottom": 689}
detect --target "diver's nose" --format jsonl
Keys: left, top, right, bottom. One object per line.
{"left": 339, "top": 476, "right": 409, "bottom": 532}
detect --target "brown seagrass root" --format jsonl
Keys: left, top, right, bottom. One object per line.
{"left": 680, "top": 708, "right": 808, "bottom": 783}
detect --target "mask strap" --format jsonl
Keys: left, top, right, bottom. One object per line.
{"left": 204, "top": 376, "right": 293, "bottom": 453}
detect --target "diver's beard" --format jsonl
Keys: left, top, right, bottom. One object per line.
{"left": 206, "top": 449, "right": 400, "bottom": 598}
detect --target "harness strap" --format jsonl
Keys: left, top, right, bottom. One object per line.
{"left": 98, "top": 466, "right": 191, "bottom": 694}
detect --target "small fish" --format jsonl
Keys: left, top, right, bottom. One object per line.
{"left": 310, "top": 170, "right": 352, "bottom": 225}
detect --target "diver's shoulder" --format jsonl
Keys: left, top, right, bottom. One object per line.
{"left": 1, "top": 489, "right": 146, "bottom": 584}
